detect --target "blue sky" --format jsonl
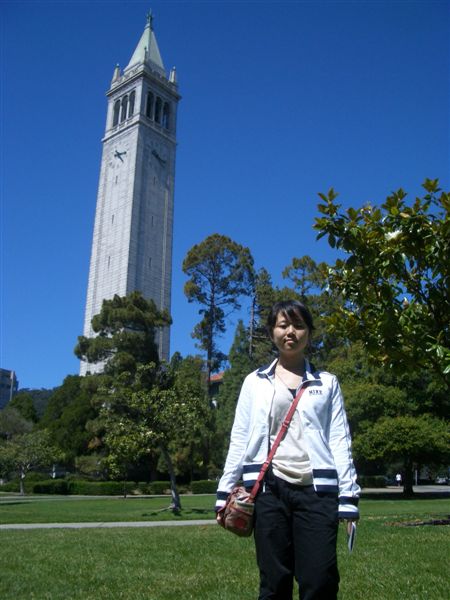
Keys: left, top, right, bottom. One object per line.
{"left": 2, "top": 0, "right": 449, "bottom": 390}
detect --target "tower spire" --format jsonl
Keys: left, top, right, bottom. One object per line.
{"left": 125, "top": 10, "right": 165, "bottom": 76}
{"left": 146, "top": 9, "right": 154, "bottom": 30}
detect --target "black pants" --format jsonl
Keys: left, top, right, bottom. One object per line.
{"left": 254, "top": 475, "right": 339, "bottom": 600}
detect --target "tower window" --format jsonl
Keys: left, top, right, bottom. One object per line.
{"left": 121, "top": 95, "right": 128, "bottom": 123}
{"left": 162, "top": 103, "right": 170, "bottom": 129}
{"left": 146, "top": 92, "right": 154, "bottom": 119}
{"left": 155, "top": 97, "right": 162, "bottom": 124}
{"left": 128, "top": 91, "right": 135, "bottom": 118}
{"left": 113, "top": 100, "right": 121, "bottom": 127}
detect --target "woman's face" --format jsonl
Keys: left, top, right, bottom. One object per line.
{"left": 271, "top": 310, "right": 309, "bottom": 358}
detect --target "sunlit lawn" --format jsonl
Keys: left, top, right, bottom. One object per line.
{"left": 1, "top": 497, "right": 448, "bottom": 599}
{"left": 0, "top": 494, "right": 215, "bottom": 524}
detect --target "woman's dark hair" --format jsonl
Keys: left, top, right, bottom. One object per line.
{"left": 266, "top": 300, "right": 315, "bottom": 337}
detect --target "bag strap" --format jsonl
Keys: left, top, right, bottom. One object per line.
{"left": 248, "top": 381, "right": 309, "bottom": 500}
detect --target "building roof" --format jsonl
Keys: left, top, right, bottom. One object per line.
{"left": 124, "top": 12, "right": 165, "bottom": 77}
{"left": 209, "top": 371, "right": 225, "bottom": 383}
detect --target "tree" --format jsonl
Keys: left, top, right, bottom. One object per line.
{"left": 8, "top": 392, "right": 38, "bottom": 423}
{"left": 353, "top": 415, "right": 450, "bottom": 496}
{"left": 74, "top": 291, "right": 171, "bottom": 376}
{"left": 0, "top": 430, "right": 61, "bottom": 494}
{"left": 0, "top": 407, "right": 33, "bottom": 440}
{"left": 216, "top": 320, "right": 255, "bottom": 463}
{"left": 75, "top": 294, "right": 205, "bottom": 509}
{"left": 182, "top": 234, "right": 254, "bottom": 387}
{"left": 314, "top": 179, "right": 450, "bottom": 388}
{"left": 165, "top": 354, "right": 212, "bottom": 480}
{"left": 39, "top": 376, "right": 98, "bottom": 461}
{"left": 326, "top": 341, "right": 450, "bottom": 491}
{"left": 98, "top": 362, "right": 206, "bottom": 511}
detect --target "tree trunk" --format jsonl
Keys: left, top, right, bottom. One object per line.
{"left": 159, "top": 444, "right": 181, "bottom": 513}
{"left": 402, "top": 460, "right": 415, "bottom": 497}
{"left": 19, "top": 469, "right": 25, "bottom": 496}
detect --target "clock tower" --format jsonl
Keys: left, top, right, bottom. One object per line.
{"left": 80, "top": 14, "right": 180, "bottom": 375}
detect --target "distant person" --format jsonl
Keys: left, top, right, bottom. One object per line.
{"left": 396, "top": 473, "right": 402, "bottom": 487}
{"left": 216, "top": 300, "right": 360, "bottom": 600}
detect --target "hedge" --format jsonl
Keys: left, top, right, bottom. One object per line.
{"left": 191, "top": 480, "right": 218, "bottom": 494}
{"left": 66, "top": 481, "right": 136, "bottom": 495}
{"left": 33, "top": 480, "right": 69, "bottom": 494}
{"left": 358, "top": 475, "right": 387, "bottom": 489}
{"left": 147, "top": 481, "right": 171, "bottom": 495}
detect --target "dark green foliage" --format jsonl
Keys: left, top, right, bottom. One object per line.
{"left": 314, "top": 180, "right": 450, "bottom": 387}
{"left": 40, "top": 376, "right": 97, "bottom": 460}
{"left": 216, "top": 321, "right": 255, "bottom": 463}
{"left": 182, "top": 234, "right": 254, "bottom": 383}
{"left": 147, "top": 480, "right": 171, "bottom": 495}
{"left": 14, "top": 388, "right": 55, "bottom": 419}
{"left": 8, "top": 392, "right": 38, "bottom": 423}
{"left": 74, "top": 291, "right": 171, "bottom": 376}
{"left": 357, "top": 475, "right": 387, "bottom": 488}
{"left": 0, "top": 407, "right": 33, "bottom": 440}
{"left": 32, "top": 479, "right": 69, "bottom": 494}
{"left": 190, "top": 479, "right": 218, "bottom": 494}
{"left": 65, "top": 480, "right": 136, "bottom": 495}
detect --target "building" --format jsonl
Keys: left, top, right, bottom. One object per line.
{"left": 0, "top": 369, "right": 18, "bottom": 409}
{"left": 80, "top": 13, "right": 180, "bottom": 375}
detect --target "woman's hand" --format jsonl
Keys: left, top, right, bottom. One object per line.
{"left": 346, "top": 519, "right": 356, "bottom": 535}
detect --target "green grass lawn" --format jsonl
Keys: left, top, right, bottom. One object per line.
{"left": 0, "top": 494, "right": 216, "bottom": 524}
{"left": 0, "top": 497, "right": 448, "bottom": 599}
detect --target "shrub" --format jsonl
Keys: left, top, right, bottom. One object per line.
{"left": 191, "top": 480, "right": 218, "bottom": 494}
{"left": 0, "top": 479, "right": 38, "bottom": 493}
{"left": 358, "top": 475, "right": 387, "bottom": 489}
{"left": 148, "top": 481, "right": 171, "bottom": 495}
{"left": 67, "top": 480, "right": 135, "bottom": 495}
{"left": 33, "top": 480, "right": 69, "bottom": 494}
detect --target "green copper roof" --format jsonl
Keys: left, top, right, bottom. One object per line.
{"left": 125, "top": 13, "right": 165, "bottom": 76}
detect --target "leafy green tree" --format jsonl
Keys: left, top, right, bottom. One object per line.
{"left": 0, "top": 407, "right": 33, "bottom": 440}
{"left": 249, "top": 268, "right": 278, "bottom": 365}
{"left": 216, "top": 320, "right": 255, "bottom": 463}
{"left": 98, "top": 362, "right": 205, "bottom": 511}
{"left": 0, "top": 430, "right": 61, "bottom": 495}
{"left": 74, "top": 291, "right": 171, "bottom": 376}
{"left": 327, "top": 341, "right": 449, "bottom": 490}
{"left": 40, "top": 376, "right": 97, "bottom": 461}
{"left": 314, "top": 179, "right": 450, "bottom": 388}
{"left": 166, "top": 354, "right": 212, "bottom": 480}
{"left": 12, "top": 388, "right": 55, "bottom": 419}
{"left": 182, "top": 234, "right": 254, "bottom": 386}
{"left": 8, "top": 392, "right": 38, "bottom": 423}
{"left": 75, "top": 294, "right": 206, "bottom": 508}
{"left": 282, "top": 256, "right": 326, "bottom": 301}
{"left": 353, "top": 415, "right": 450, "bottom": 495}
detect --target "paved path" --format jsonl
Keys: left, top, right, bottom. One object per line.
{"left": 0, "top": 519, "right": 217, "bottom": 530}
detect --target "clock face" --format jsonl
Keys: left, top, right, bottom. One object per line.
{"left": 151, "top": 148, "right": 167, "bottom": 167}
{"left": 114, "top": 149, "right": 127, "bottom": 162}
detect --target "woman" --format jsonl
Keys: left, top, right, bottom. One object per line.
{"left": 216, "top": 300, "right": 360, "bottom": 600}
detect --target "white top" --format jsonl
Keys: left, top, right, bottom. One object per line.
{"left": 269, "top": 379, "right": 313, "bottom": 485}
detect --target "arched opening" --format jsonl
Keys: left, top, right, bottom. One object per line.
{"left": 162, "top": 102, "right": 170, "bottom": 129}
{"left": 146, "top": 92, "right": 154, "bottom": 119}
{"left": 120, "top": 95, "right": 128, "bottom": 122}
{"left": 113, "top": 100, "right": 121, "bottom": 127}
{"left": 128, "top": 91, "right": 135, "bottom": 118}
{"left": 155, "top": 97, "right": 162, "bottom": 124}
